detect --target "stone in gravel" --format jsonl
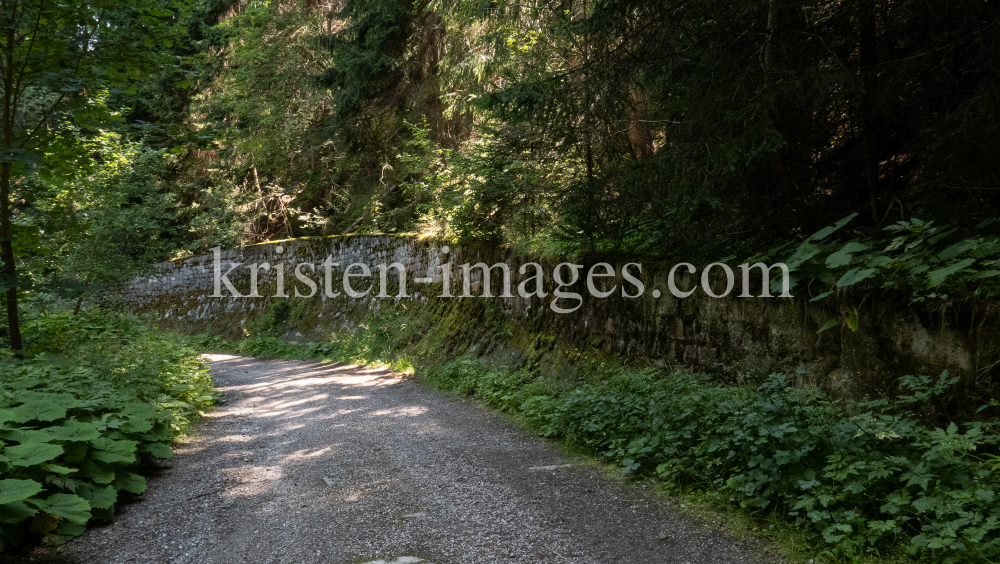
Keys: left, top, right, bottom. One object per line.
{"left": 400, "top": 512, "right": 427, "bottom": 518}
{"left": 322, "top": 477, "right": 335, "bottom": 486}
{"left": 528, "top": 464, "right": 571, "bottom": 470}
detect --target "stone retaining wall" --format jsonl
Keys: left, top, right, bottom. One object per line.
{"left": 116, "top": 235, "right": 1000, "bottom": 402}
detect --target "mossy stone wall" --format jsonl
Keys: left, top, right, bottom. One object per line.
{"left": 115, "top": 235, "right": 999, "bottom": 402}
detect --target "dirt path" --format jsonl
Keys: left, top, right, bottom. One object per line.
{"left": 22, "top": 355, "right": 780, "bottom": 564}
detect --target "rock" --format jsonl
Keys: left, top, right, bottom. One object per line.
{"left": 528, "top": 464, "right": 571, "bottom": 471}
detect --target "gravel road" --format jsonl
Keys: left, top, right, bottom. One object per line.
{"left": 15, "top": 354, "right": 781, "bottom": 564}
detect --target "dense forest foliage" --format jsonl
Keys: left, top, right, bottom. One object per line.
{"left": 3, "top": 0, "right": 1000, "bottom": 351}
{"left": 2, "top": 2, "right": 1000, "bottom": 558}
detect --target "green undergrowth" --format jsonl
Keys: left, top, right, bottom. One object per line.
{"left": 0, "top": 309, "right": 216, "bottom": 552}
{"left": 190, "top": 306, "right": 423, "bottom": 373}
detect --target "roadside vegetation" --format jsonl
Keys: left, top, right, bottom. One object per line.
{"left": 0, "top": 309, "right": 216, "bottom": 552}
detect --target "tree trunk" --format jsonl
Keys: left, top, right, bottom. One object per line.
{"left": 627, "top": 89, "right": 654, "bottom": 161}
{"left": 0, "top": 162, "right": 21, "bottom": 357}
{"left": 1, "top": 22, "right": 23, "bottom": 358}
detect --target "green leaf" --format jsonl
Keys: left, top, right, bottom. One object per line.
{"left": 141, "top": 442, "right": 173, "bottom": 459}
{"left": 844, "top": 482, "right": 865, "bottom": 494}
{"left": 816, "top": 319, "right": 839, "bottom": 334}
{"left": 120, "top": 416, "right": 154, "bottom": 434}
{"left": 113, "top": 472, "right": 147, "bottom": 494}
{"left": 89, "top": 438, "right": 138, "bottom": 464}
{"left": 120, "top": 402, "right": 160, "bottom": 422}
{"left": 809, "top": 290, "right": 833, "bottom": 302}
{"left": 785, "top": 242, "right": 823, "bottom": 270}
{"left": 62, "top": 441, "right": 89, "bottom": 463}
{"left": 79, "top": 460, "right": 116, "bottom": 484}
{"left": 912, "top": 496, "right": 940, "bottom": 512}
{"left": 5, "top": 443, "right": 63, "bottom": 467}
{"left": 836, "top": 267, "right": 877, "bottom": 288}
{"left": 44, "top": 464, "right": 77, "bottom": 475}
{"left": 826, "top": 241, "right": 868, "bottom": 268}
{"left": 865, "top": 255, "right": 892, "bottom": 268}
{"left": 810, "top": 213, "right": 858, "bottom": 241}
{"left": 0, "top": 428, "right": 56, "bottom": 443}
{"left": 45, "top": 420, "right": 101, "bottom": 442}
{"left": 53, "top": 520, "right": 86, "bottom": 538}
{"left": 936, "top": 240, "right": 977, "bottom": 261}
{"left": 845, "top": 309, "right": 859, "bottom": 332}
{"left": 0, "top": 479, "right": 43, "bottom": 505}
{"left": 927, "top": 258, "right": 976, "bottom": 288}
{"left": 43, "top": 493, "right": 91, "bottom": 524}
{"left": 0, "top": 500, "right": 39, "bottom": 524}
{"left": 10, "top": 392, "right": 77, "bottom": 422}
{"left": 84, "top": 485, "right": 117, "bottom": 510}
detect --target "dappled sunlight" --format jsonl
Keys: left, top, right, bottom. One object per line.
{"left": 263, "top": 394, "right": 330, "bottom": 410}
{"left": 371, "top": 406, "right": 429, "bottom": 418}
{"left": 129, "top": 353, "right": 456, "bottom": 551}
{"left": 282, "top": 446, "right": 333, "bottom": 461}
{"left": 202, "top": 353, "right": 242, "bottom": 362}
{"left": 215, "top": 435, "right": 256, "bottom": 444}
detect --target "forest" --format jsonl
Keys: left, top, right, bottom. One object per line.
{"left": 3, "top": 0, "right": 1000, "bottom": 354}
{"left": 2, "top": 0, "right": 1000, "bottom": 560}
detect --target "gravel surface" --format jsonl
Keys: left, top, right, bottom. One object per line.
{"left": 9, "top": 354, "right": 782, "bottom": 564}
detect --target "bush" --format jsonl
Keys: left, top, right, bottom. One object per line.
{"left": 0, "top": 310, "right": 216, "bottom": 551}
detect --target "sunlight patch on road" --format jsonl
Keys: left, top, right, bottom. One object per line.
{"left": 370, "top": 406, "right": 428, "bottom": 417}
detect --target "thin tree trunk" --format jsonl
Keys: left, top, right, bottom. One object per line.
{"left": 1, "top": 22, "right": 23, "bottom": 357}
{"left": 627, "top": 89, "right": 654, "bottom": 161}
{"left": 73, "top": 206, "right": 109, "bottom": 316}
{"left": 1, "top": 163, "right": 21, "bottom": 357}
{"left": 72, "top": 274, "right": 90, "bottom": 316}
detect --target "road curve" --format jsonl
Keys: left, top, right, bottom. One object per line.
{"left": 26, "top": 355, "right": 779, "bottom": 564}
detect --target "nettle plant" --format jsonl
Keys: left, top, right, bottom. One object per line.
{"left": 776, "top": 214, "right": 1000, "bottom": 330}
